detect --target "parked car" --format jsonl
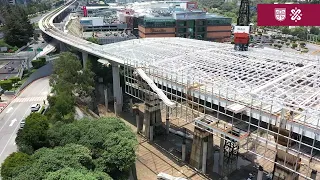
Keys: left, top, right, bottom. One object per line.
{"left": 20, "top": 119, "right": 25, "bottom": 129}
{"left": 31, "top": 104, "right": 40, "bottom": 112}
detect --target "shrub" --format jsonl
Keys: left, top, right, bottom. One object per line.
{"left": 9, "top": 77, "right": 20, "bottom": 84}
{"left": 292, "top": 43, "right": 298, "bottom": 49}
{"left": 31, "top": 57, "right": 46, "bottom": 69}
{"left": 300, "top": 42, "right": 306, "bottom": 48}
{"left": 0, "top": 80, "right": 13, "bottom": 91}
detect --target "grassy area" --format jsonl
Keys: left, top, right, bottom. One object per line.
{"left": 0, "top": 39, "right": 19, "bottom": 53}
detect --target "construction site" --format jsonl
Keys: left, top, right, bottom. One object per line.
{"left": 98, "top": 37, "right": 320, "bottom": 180}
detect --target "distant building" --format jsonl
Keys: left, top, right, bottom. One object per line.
{"left": 80, "top": 17, "right": 127, "bottom": 31}
{"left": 136, "top": 2, "right": 232, "bottom": 42}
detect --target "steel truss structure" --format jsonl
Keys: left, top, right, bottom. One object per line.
{"left": 102, "top": 37, "right": 320, "bottom": 179}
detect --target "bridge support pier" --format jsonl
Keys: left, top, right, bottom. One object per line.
{"left": 60, "top": 42, "right": 67, "bottom": 52}
{"left": 112, "top": 63, "right": 122, "bottom": 114}
{"left": 257, "top": 165, "right": 263, "bottom": 180}
{"left": 190, "top": 127, "right": 213, "bottom": 171}
{"left": 82, "top": 51, "right": 88, "bottom": 69}
{"left": 143, "top": 95, "right": 162, "bottom": 140}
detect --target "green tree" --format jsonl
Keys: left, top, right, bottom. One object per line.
{"left": 198, "top": 0, "right": 224, "bottom": 8}
{"left": 1, "top": 152, "right": 32, "bottom": 180}
{"left": 281, "top": 27, "right": 291, "bottom": 34}
{"left": 2, "top": 5, "right": 34, "bottom": 47}
{"left": 45, "top": 168, "right": 112, "bottom": 180}
{"left": 87, "top": 37, "right": 99, "bottom": 44}
{"left": 292, "top": 43, "right": 298, "bottom": 49}
{"left": 299, "top": 42, "right": 306, "bottom": 48}
{"left": 31, "top": 57, "right": 46, "bottom": 69}
{"left": 9, "top": 77, "right": 20, "bottom": 84}
{"left": 46, "top": 91, "right": 75, "bottom": 123}
{"left": 286, "top": 42, "right": 290, "bottom": 47}
{"left": 16, "top": 113, "right": 49, "bottom": 154}
{"left": 310, "top": 27, "right": 320, "bottom": 35}
{"left": 12, "top": 144, "right": 97, "bottom": 180}
{"left": 0, "top": 80, "right": 13, "bottom": 91}
{"left": 48, "top": 118, "right": 138, "bottom": 180}
{"left": 50, "top": 52, "right": 94, "bottom": 98}
{"left": 277, "top": 44, "right": 282, "bottom": 49}
{"left": 290, "top": 27, "right": 308, "bottom": 40}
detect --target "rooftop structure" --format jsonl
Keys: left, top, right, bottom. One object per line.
{"left": 100, "top": 37, "right": 320, "bottom": 179}
{"left": 102, "top": 37, "right": 320, "bottom": 138}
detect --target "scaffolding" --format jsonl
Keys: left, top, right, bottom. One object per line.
{"left": 101, "top": 37, "right": 320, "bottom": 179}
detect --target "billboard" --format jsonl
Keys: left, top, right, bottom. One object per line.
{"left": 233, "top": 26, "right": 250, "bottom": 33}
{"left": 80, "top": 20, "right": 92, "bottom": 26}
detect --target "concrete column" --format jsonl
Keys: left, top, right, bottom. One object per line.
{"left": 25, "top": 57, "right": 30, "bottom": 70}
{"left": 129, "top": 99, "right": 133, "bottom": 114}
{"left": 182, "top": 143, "right": 186, "bottom": 161}
{"left": 136, "top": 113, "right": 140, "bottom": 134}
{"left": 144, "top": 108, "right": 151, "bottom": 139}
{"left": 82, "top": 51, "right": 88, "bottom": 69}
{"left": 219, "top": 134, "right": 225, "bottom": 167}
{"left": 104, "top": 89, "right": 108, "bottom": 110}
{"left": 149, "top": 125, "right": 154, "bottom": 142}
{"left": 257, "top": 166, "right": 263, "bottom": 180}
{"left": 202, "top": 141, "right": 208, "bottom": 173}
{"left": 112, "top": 63, "right": 122, "bottom": 114}
{"left": 166, "top": 106, "right": 170, "bottom": 134}
{"left": 114, "top": 98, "right": 118, "bottom": 116}
{"left": 311, "top": 169, "right": 317, "bottom": 180}
{"left": 60, "top": 42, "right": 66, "bottom": 52}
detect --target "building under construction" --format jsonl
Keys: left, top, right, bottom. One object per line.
{"left": 100, "top": 37, "right": 320, "bottom": 180}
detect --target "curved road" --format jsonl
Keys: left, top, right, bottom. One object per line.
{"left": 0, "top": 77, "right": 50, "bottom": 164}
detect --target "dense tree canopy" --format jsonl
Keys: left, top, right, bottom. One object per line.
{"left": 0, "top": 152, "right": 32, "bottom": 180}
{"left": 50, "top": 52, "right": 95, "bottom": 98}
{"left": 48, "top": 52, "right": 95, "bottom": 122}
{"left": 46, "top": 168, "right": 112, "bottom": 180}
{"left": 1, "top": 5, "right": 34, "bottom": 47}
{"left": 48, "top": 118, "right": 138, "bottom": 179}
{"left": 15, "top": 113, "right": 49, "bottom": 154}
{"left": 6, "top": 144, "right": 111, "bottom": 180}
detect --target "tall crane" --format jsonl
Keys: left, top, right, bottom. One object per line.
{"left": 234, "top": 0, "right": 250, "bottom": 51}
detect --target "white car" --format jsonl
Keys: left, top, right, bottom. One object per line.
{"left": 31, "top": 104, "right": 40, "bottom": 112}
{"left": 20, "top": 119, "right": 25, "bottom": 129}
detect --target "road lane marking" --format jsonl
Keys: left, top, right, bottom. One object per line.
{"left": 0, "top": 103, "right": 24, "bottom": 133}
{"left": 0, "top": 104, "right": 33, "bottom": 158}
{"left": 6, "top": 107, "right": 13, "bottom": 114}
{"left": 9, "top": 119, "right": 17, "bottom": 127}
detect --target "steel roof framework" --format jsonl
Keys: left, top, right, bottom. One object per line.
{"left": 103, "top": 38, "right": 320, "bottom": 179}
{"left": 102, "top": 38, "right": 320, "bottom": 115}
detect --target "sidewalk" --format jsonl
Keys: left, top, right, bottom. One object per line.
{"left": 0, "top": 94, "right": 16, "bottom": 113}
{"left": 97, "top": 104, "right": 209, "bottom": 180}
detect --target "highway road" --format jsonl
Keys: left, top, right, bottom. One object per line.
{"left": 0, "top": 77, "right": 50, "bottom": 164}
